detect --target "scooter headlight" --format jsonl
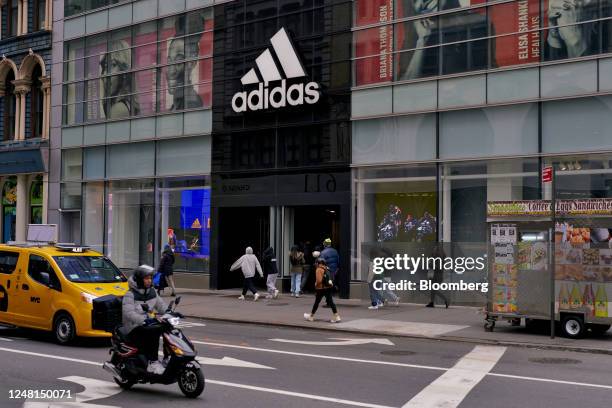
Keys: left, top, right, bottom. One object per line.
{"left": 167, "top": 317, "right": 180, "bottom": 327}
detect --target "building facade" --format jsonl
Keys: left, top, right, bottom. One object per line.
{"left": 54, "top": 0, "right": 612, "bottom": 300}
{"left": 0, "top": 0, "right": 53, "bottom": 243}
{"left": 351, "top": 0, "right": 612, "bottom": 303}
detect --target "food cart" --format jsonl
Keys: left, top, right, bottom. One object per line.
{"left": 485, "top": 199, "right": 612, "bottom": 338}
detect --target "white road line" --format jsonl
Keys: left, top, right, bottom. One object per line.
{"left": 0, "top": 337, "right": 13, "bottom": 341}
{"left": 0, "top": 347, "right": 100, "bottom": 366}
{"left": 402, "top": 346, "right": 506, "bottom": 408}
{"left": 488, "top": 372, "right": 612, "bottom": 390}
{"left": 206, "top": 379, "right": 395, "bottom": 408}
{"left": 0, "top": 347, "right": 394, "bottom": 408}
{"left": 193, "top": 341, "right": 447, "bottom": 371}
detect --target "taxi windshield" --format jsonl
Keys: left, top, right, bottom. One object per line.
{"left": 53, "top": 256, "right": 126, "bottom": 283}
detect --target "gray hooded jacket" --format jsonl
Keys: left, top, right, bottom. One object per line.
{"left": 230, "top": 247, "right": 263, "bottom": 279}
{"left": 122, "top": 276, "right": 168, "bottom": 333}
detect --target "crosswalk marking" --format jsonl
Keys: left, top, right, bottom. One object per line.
{"left": 402, "top": 346, "right": 506, "bottom": 408}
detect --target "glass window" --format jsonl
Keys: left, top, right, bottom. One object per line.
{"left": 83, "top": 182, "right": 105, "bottom": 253}
{"left": 61, "top": 183, "right": 82, "bottom": 210}
{"left": 439, "top": 104, "right": 539, "bottom": 159}
{"left": 2, "top": 177, "right": 16, "bottom": 243}
{"left": 30, "top": 176, "right": 43, "bottom": 225}
{"left": 106, "top": 142, "right": 154, "bottom": 178}
{"left": 0, "top": 251, "right": 19, "bottom": 274}
{"left": 62, "top": 149, "right": 82, "bottom": 181}
{"left": 7, "top": 0, "right": 18, "bottom": 37}
{"left": 133, "top": 22, "right": 158, "bottom": 70}
{"left": 157, "top": 177, "right": 211, "bottom": 273}
{"left": 353, "top": 114, "right": 436, "bottom": 165}
{"left": 543, "top": 22, "right": 601, "bottom": 61}
{"left": 156, "top": 136, "right": 212, "bottom": 176}
{"left": 53, "top": 256, "right": 125, "bottom": 283}
{"left": 28, "top": 255, "right": 60, "bottom": 288}
{"left": 84, "top": 147, "right": 105, "bottom": 180}
{"left": 30, "top": 65, "right": 44, "bottom": 139}
{"left": 85, "top": 34, "right": 107, "bottom": 79}
{"left": 3, "top": 70, "right": 15, "bottom": 141}
{"left": 34, "top": 0, "right": 46, "bottom": 31}
{"left": 106, "top": 180, "right": 155, "bottom": 268}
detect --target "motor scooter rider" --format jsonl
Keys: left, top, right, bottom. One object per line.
{"left": 122, "top": 265, "right": 168, "bottom": 375}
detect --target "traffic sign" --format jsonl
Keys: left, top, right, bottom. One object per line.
{"left": 542, "top": 166, "right": 553, "bottom": 183}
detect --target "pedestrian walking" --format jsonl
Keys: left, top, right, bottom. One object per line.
{"left": 366, "top": 247, "right": 400, "bottom": 310}
{"left": 289, "top": 245, "right": 305, "bottom": 297}
{"left": 230, "top": 247, "right": 263, "bottom": 301}
{"left": 426, "top": 244, "right": 449, "bottom": 308}
{"left": 304, "top": 258, "right": 341, "bottom": 323}
{"left": 262, "top": 246, "right": 279, "bottom": 299}
{"left": 158, "top": 244, "right": 175, "bottom": 297}
{"left": 320, "top": 238, "right": 339, "bottom": 281}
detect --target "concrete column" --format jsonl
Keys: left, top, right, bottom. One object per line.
{"left": 42, "top": 173, "right": 48, "bottom": 224}
{"left": 40, "top": 76, "right": 51, "bottom": 139}
{"left": 15, "top": 174, "right": 27, "bottom": 242}
{"left": 45, "top": 0, "right": 52, "bottom": 31}
{"left": 13, "top": 93, "right": 20, "bottom": 139}
{"left": 21, "top": 0, "right": 28, "bottom": 35}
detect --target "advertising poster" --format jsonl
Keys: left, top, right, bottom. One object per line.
{"left": 354, "top": 0, "right": 396, "bottom": 85}
{"left": 375, "top": 192, "right": 437, "bottom": 242}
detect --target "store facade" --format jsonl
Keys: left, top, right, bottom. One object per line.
{"left": 210, "top": 0, "right": 353, "bottom": 296}
{"left": 54, "top": 0, "right": 215, "bottom": 285}
{"left": 351, "top": 0, "right": 612, "bottom": 303}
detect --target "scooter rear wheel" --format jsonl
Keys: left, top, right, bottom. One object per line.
{"left": 114, "top": 377, "right": 135, "bottom": 390}
{"left": 178, "top": 366, "right": 204, "bottom": 398}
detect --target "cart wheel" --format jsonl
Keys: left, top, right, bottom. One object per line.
{"left": 484, "top": 320, "right": 495, "bottom": 332}
{"left": 561, "top": 315, "right": 585, "bottom": 339}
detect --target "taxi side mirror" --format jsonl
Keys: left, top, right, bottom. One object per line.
{"left": 39, "top": 272, "right": 50, "bottom": 287}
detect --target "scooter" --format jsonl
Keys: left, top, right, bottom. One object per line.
{"left": 103, "top": 296, "right": 205, "bottom": 398}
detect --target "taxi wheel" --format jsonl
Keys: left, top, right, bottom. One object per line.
{"left": 53, "top": 313, "right": 76, "bottom": 345}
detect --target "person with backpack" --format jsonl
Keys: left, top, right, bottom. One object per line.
{"left": 262, "top": 246, "right": 280, "bottom": 299}
{"left": 230, "top": 247, "right": 263, "bottom": 301}
{"left": 289, "top": 245, "right": 305, "bottom": 297}
{"left": 304, "top": 258, "right": 341, "bottom": 323}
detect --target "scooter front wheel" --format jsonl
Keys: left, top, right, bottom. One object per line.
{"left": 178, "top": 366, "right": 204, "bottom": 398}
{"left": 114, "top": 377, "right": 135, "bottom": 390}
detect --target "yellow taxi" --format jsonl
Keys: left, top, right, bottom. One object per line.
{"left": 0, "top": 243, "right": 128, "bottom": 344}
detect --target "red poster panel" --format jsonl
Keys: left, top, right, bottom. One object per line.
{"left": 354, "top": 0, "right": 394, "bottom": 86}
{"left": 486, "top": 0, "right": 541, "bottom": 67}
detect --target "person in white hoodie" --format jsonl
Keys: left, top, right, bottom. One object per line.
{"left": 230, "top": 247, "right": 263, "bottom": 301}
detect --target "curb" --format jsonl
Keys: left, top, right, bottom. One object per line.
{"left": 184, "top": 313, "right": 612, "bottom": 356}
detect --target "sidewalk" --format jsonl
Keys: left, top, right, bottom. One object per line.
{"left": 169, "top": 288, "right": 612, "bottom": 355}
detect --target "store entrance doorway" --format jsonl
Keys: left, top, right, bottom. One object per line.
{"left": 284, "top": 205, "right": 340, "bottom": 292}
{"left": 218, "top": 206, "right": 269, "bottom": 290}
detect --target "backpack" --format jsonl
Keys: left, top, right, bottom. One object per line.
{"left": 321, "top": 266, "right": 332, "bottom": 288}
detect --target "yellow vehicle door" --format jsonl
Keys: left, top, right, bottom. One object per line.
{"left": 14, "top": 254, "right": 59, "bottom": 329}
{"left": 0, "top": 250, "right": 21, "bottom": 323}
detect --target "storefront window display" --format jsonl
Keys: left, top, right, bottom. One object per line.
{"left": 2, "top": 177, "right": 16, "bottom": 243}
{"left": 30, "top": 176, "right": 43, "bottom": 225}
{"left": 158, "top": 178, "right": 211, "bottom": 274}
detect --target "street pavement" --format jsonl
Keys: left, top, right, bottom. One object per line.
{"left": 0, "top": 319, "right": 612, "bottom": 407}
{"left": 168, "top": 288, "right": 612, "bottom": 354}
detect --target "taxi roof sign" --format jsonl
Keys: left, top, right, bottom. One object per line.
{"left": 54, "top": 243, "right": 91, "bottom": 253}
{"left": 27, "top": 224, "right": 58, "bottom": 243}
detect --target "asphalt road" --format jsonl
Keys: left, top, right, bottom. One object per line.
{"left": 0, "top": 319, "right": 611, "bottom": 408}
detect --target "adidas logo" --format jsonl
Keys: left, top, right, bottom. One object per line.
{"left": 231, "top": 28, "right": 321, "bottom": 113}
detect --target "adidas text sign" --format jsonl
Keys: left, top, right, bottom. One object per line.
{"left": 231, "top": 28, "right": 321, "bottom": 113}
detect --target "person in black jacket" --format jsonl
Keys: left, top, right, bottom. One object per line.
{"left": 262, "top": 247, "right": 279, "bottom": 299}
{"left": 159, "top": 245, "right": 176, "bottom": 297}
